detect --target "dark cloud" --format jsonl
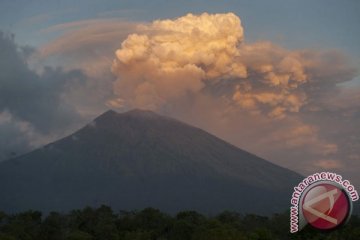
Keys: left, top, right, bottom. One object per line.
{"left": 0, "top": 32, "right": 89, "bottom": 160}
{"left": 0, "top": 111, "right": 30, "bottom": 160}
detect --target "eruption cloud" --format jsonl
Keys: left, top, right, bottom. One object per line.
{"left": 109, "top": 12, "right": 340, "bottom": 119}
{"left": 111, "top": 13, "right": 246, "bottom": 109}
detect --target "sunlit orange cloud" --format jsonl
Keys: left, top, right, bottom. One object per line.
{"left": 39, "top": 19, "right": 138, "bottom": 78}
{"left": 110, "top": 13, "right": 356, "bottom": 119}
{"left": 41, "top": 19, "right": 138, "bottom": 57}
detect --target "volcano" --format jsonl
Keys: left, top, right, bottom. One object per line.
{"left": 0, "top": 109, "right": 302, "bottom": 214}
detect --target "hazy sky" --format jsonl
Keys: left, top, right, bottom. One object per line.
{"left": 0, "top": 1, "right": 359, "bottom": 187}
{"left": 1, "top": 0, "right": 360, "bottom": 61}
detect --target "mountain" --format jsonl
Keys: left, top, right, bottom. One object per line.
{"left": 0, "top": 109, "right": 302, "bottom": 214}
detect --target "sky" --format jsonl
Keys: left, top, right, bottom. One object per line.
{"left": 0, "top": 0, "right": 359, "bottom": 187}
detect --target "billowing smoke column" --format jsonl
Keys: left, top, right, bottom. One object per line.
{"left": 110, "top": 12, "right": 351, "bottom": 119}
{"left": 111, "top": 13, "right": 247, "bottom": 110}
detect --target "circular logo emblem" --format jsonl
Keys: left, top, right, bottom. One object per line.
{"left": 301, "top": 183, "right": 351, "bottom": 230}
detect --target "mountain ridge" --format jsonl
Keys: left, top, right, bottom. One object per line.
{"left": 0, "top": 109, "right": 302, "bottom": 214}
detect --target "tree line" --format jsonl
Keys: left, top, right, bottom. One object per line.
{"left": 0, "top": 205, "right": 359, "bottom": 240}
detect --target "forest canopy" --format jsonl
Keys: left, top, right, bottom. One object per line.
{"left": 0, "top": 206, "right": 359, "bottom": 240}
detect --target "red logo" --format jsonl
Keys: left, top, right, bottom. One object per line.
{"left": 301, "top": 183, "right": 351, "bottom": 230}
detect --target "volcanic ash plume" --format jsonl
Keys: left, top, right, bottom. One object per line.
{"left": 110, "top": 12, "right": 354, "bottom": 120}
{"left": 111, "top": 12, "right": 247, "bottom": 109}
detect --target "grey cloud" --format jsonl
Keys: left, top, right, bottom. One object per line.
{"left": 0, "top": 112, "right": 31, "bottom": 160}
{"left": 0, "top": 32, "right": 90, "bottom": 160}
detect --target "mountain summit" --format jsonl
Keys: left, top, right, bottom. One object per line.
{"left": 0, "top": 109, "right": 302, "bottom": 214}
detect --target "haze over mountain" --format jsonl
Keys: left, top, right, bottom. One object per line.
{"left": 0, "top": 109, "right": 302, "bottom": 214}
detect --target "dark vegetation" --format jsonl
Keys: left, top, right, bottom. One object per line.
{"left": 0, "top": 206, "right": 359, "bottom": 240}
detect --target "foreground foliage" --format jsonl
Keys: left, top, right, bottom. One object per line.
{"left": 0, "top": 206, "right": 359, "bottom": 240}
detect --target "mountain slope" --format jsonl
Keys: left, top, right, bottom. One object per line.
{"left": 0, "top": 109, "right": 302, "bottom": 214}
